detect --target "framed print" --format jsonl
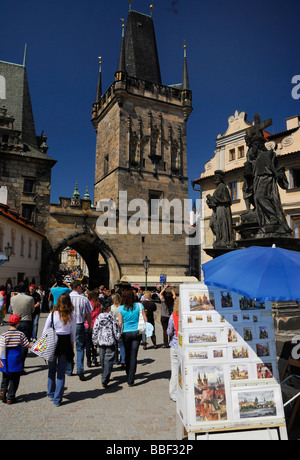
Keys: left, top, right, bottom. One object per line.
{"left": 212, "top": 348, "right": 227, "bottom": 360}
{"left": 187, "top": 349, "right": 209, "bottom": 362}
{"left": 190, "top": 365, "right": 229, "bottom": 423}
{"left": 255, "top": 342, "right": 271, "bottom": 358}
{"left": 231, "top": 345, "right": 250, "bottom": 360}
{"left": 189, "top": 291, "right": 215, "bottom": 311}
{"left": 231, "top": 385, "right": 284, "bottom": 422}
{"left": 182, "top": 312, "right": 221, "bottom": 328}
{"left": 220, "top": 290, "right": 233, "bottom": 308}
{"left": 230, "top": 364, "right": 251, "bottom": 381}
{"left": 178, "top": 353, "right": 184, "bottom": 391}
{"left": 256, "top": 361, "right": 279, "bottom": 381}
{"left": 180, "top": 284, "right": 219, "bottom": 313}
{"left": 188, "top": 330, "right": 219, "bottom": 345}
{"left": 239, "top": 295, "right": 266, "bottom": 311}
{"left": 185, "top": 346, "right": 228, "bottom": 363}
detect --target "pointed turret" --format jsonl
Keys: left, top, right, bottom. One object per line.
{"left": 95, "top": 57, "right": 103, "bottom": 104}
{"left": 71, "top": 181, "right": 81, "bottom": 206}
{"left": 83, "top": 186, "right": 91, "bottom": 201}
{"left": 23, "top": 43, "right": 27, "bottom": 67}
{"left": 116, "top": 22, "right": 126, "bottom": 75}
{"left": 182, "top": 44, "right": 190, "bottom": 90}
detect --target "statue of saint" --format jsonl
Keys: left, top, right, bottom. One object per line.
{"left": 243, "top": 114, "right": 292, "bottom": 237}
{"left": 250, "top": 134, "right": 292, "bottom": 236}
{"left": 206, "top": 170, "right": 236, "bottom": 248}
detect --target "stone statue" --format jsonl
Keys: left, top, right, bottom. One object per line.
{"left": 206, "top": 170, "right": 236, "bottom": 248}
{"left": 244, "top": 114, "right": 292, "bottom": 237}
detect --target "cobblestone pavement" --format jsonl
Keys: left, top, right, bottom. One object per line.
{"left": 1, "top": 313, "right": 300, "bottom": 441}
{"left": 0, "top": 313, "right": 176, "bottom": 440}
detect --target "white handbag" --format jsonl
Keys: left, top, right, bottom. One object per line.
{"left": 138, "top": 303, "right": 146, "bottom": 334}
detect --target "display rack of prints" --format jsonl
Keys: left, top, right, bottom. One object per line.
{"left": 176, "top": 283, "right": 288, "bottom": 439}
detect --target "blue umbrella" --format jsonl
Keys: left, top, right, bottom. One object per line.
{"left": 0, "top": 255, "right": 7, "bottom": 266}
{"left": 202, "top": 245, "right": 300, "bottom": 302}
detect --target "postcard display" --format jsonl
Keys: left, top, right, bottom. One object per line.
{"left": 177, "top": 284, "right": 288, "bottom": 440}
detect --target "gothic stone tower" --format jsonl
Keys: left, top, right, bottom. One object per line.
{"left": 0, "top": 59, "right": 56, "bottom": 234}
{"left": 91, "top": 7, "right": 193, "bottom": 284}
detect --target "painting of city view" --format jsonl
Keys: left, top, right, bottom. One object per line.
{"left": 189, "top": 331, "right": 218, "bottom": 344}
{"left": 189, "top": 292, "right": 215, "bottom": 311}
{"left": 239, "top": 296, "right": 265, "bottom": 310}
{"left": 193, "top": 366, "right": 227, "bottom": 422}
{"left": 221, "top": 290, "right": 233, "bottom": 308}
{"left": 237, "top": 390, "right": 277, "bottom": 419}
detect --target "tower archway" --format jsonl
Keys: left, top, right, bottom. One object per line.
{"left": 41, "top": 231, "right": 121, "bottom": 290}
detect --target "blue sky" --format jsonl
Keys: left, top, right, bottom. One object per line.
{"left": 1, "top": 0, "right": 299, "bottom": 205}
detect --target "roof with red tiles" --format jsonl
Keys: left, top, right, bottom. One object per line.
{"left": 0, "top": 203, "right": 45, "bottom": 238}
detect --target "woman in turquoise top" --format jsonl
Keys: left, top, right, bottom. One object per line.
{"left": 118, "top": 289, "right": 147, "bottom": 386}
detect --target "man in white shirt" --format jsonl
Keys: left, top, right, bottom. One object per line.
{"left": 10, "top": 282, "right": 35, "bottom": 371}
{"left": 67, "top": 281, "right": 92, "bottom": 380}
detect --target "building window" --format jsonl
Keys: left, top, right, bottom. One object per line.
{"left": 104, "top": 155, "right": 109, "bottom": 176}
{"left": 290, "top": 168, "right": 300, "bottom": 189}
{"left": 11, "top": 229, "right": 15, "bottom": 255}
{"left": 238, "top": 146, "right": 245, "bottom": 158}
{"left": 22, "top": 204, "right": 35, "bottom": 221}
{"left": 20, "top": 235, "right": 24, "bottom": 257}
{"left": 23, "top": 178, "right": 35, "bottom": 194}
{"left": 292, "top": 216, "right": 300, "bottom": 238}
{"left": 0, "top": 75, "right": 6, "bottom": 99}
{"left": 149, "top": 190, "right": 164, "bottom": 216}
{"left": 28, "top": 238, "right": 32, "bottom": 258}
{"left": 229, "top": 149, "right": 235, "bottom": 161}
{"left": 228, "top": 182, "right": 239, "bottom": 201}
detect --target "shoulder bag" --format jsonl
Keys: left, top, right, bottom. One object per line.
{"left": 31, "top": 312, "right": 58, "bottom": 362}
{"left": 137, "top": 303, "right": 146, "bottom": 334}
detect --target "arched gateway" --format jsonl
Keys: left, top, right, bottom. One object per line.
{"left": 41, "top": 197, "right": 121, "bottom": 289}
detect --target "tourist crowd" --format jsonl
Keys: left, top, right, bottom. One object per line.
{"left": 0, "top": 279, "right": 179, "bottom": 406}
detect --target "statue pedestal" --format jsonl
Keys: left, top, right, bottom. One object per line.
{"left": 272, "top": 301, "right": 300, "bottom": 334}
{"left": 236, "top": 236, "right": 300, "bottom": 251}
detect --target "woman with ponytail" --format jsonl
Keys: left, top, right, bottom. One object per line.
{"left": 167, "top": 297, "right": 179, "bottom": 402}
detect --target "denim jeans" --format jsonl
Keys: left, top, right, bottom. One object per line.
{"left": 113, "top": 340, "right": 125, "bottom": 364}
{"left": 18, "top": 321, "right": 32, "bottom": 370}
{"left": 32, "top": 314, "right": 40, "bottom": 341}
{"left": 65, "top": 323, "right": 85, "bottom": 375}
{"left": 99, "top": 345, "right": 115, "bottom": 384}
{"left": 122, "top": 331, "right": 142, "bottom": 385}
{"left": 75, "top": 324, "right": 85, "bottom": 373}
{"left": 47, "top": 354, "right": 68, "bottom": 405}
{"left": 85, "top": 329, "right": 97, "bottom": 365}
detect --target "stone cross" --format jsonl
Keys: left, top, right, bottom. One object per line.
{"left": 247, "top": 113, "right": 272, "bottom": 137}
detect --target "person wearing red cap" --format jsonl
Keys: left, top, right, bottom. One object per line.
{"left": 29, "top": 284, "right": 41, "bottom": 342}
{"left": 0, "top": 314, "right": 32, "bottom": 404}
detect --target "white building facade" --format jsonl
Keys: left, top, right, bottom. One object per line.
{"left": 0, "top": 203, "right": 44, "bottom": 287}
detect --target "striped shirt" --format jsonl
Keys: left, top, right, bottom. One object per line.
{"left": 0, "top": 330, "right": 30, "bottom": 349}
{"left": 69, "top": 291, "right": 92, "bottom": 324}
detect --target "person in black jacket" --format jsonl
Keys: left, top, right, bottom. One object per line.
{"left": 142, "top": 291, "right": 157, "bottom": 349}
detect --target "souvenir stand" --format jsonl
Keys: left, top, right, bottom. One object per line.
{"left": 176, "top": 283, "right": 288, "bottom": 440}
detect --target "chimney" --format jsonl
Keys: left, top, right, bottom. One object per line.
{"left": 286, "top": 115, "right": 300, "bottom": 130}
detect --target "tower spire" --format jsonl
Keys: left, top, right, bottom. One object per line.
{"left": 23, "top": 43, "right": 27, "bottom": 67}
{"left": 95, "top": 56, "right": 103, "bottom": 104}
{"left": 182, "top": 42, "right": 190, "bottom": 91}
{"left": 129, "top": 0, "right": 132, "bottom": 12}
{"left": 116, "top": 19, "right": 126, "bottom": 74}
